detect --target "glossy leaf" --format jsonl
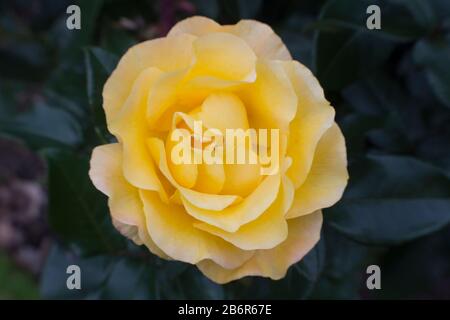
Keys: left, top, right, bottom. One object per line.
{"left": 327, "top": 155, "right": 450, "bottom": 245}
{"left": 45, "top": 149, "right": 125, "bottom": 255}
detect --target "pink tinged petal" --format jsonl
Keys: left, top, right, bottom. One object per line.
{"left": 89, "top": 143, "right": 169, "bottom": 259}
{"left": 197, "top": 211, "right": 323, "bottom": 284}
{"left": 224, "top": 19, "right": 292, "bottom": 60}
{"left": 168, "top": 16, "right": 222, "bottom": 37}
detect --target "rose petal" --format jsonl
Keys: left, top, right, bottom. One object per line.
{"left": 89, "top": 144, "right": 168, "bottom": 258}
{"left": 109, "top": 68, "right": 168, "bottom": 197}
{"left": 195, "top": 162, "right": 226, "bottom": 194}
{"left": 283, "top": 61, "right": 335, "bottom": 188}
{"left": 194, "top": 175, "right": 290, "bottom": 250}
{"left": 168, "top": 16, "right": 222, "bottom": 37}
{"left": 181, "top": 172, "right": 281, "bottom": 233}
{"left": 168, "top": 17, "right": 292, "bottom": 60}
{"left": 190, "top": 32, "right": 257, "bottom": 82}
{"left": 286, "top": 123, "right": 348, "bottom": 218}
{"left": 140, "top": 190, "right": 253, "bottom": 269}
{"left": 196, "top": 93, "right": 249, "bottom": 131}
{"left": 103, "top": 34, "right": 196, "bottom": 124}
{"left": 242, "top": 60, "right": 297, "bottom": 131}
{"left": 224, "top": 19, "right": 292, "bottom": 60}
{"left": 197, "top": 211, "right": 323, "bottom": 284}
{"left": 148, "top": 137, "right": 242, "bottom": 211}
{"left": 165, "top": 130, "right": 198, "bottom": 188}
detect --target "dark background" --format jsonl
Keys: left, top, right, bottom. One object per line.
{"left": 0, "top": 0, "right": 449, "bottom": 299}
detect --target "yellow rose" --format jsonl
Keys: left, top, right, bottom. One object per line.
{"left": 89, "top": 16, "right": 348, "bottom": 284}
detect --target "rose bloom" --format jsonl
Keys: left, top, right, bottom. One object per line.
{"left": 89, "top": 16, "right": 348, "bottom": 284}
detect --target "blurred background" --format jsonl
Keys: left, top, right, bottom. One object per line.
{"left": 0, "top": 0, "right": 449, "bottom": 299}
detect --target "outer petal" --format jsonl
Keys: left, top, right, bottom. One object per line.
{"left": 103, "top": 34, "right": 196, "bottom": 124}
{"left": 223, "top": 19, "right": 292, "bottom": 60}
{"left": 89, "top": 144, "right": 168, "bottom": 259}
{"left": 168, "top": 17, "right": 292, "bottom": 60}
{"left": 197, "top": 211, "right": 323, "bottom": 284}
{"left": 168, "top": 16, "right": 222, "bottom": 37}
{"left": 109, "top": 68, "right": 167, "bottom": 196}
{"left": 140, "top": 190, "right": 253, "bottom": 269}
{"left": 190, "top": 32, "right": 257, "bottom": 81}
{"left": 283, "top": 61, "right": 335, "bottom": 188}
{"left": 286, "top": 123, "right": 349, "bottom": 218}
{"left": 281, "top": 174, "right": 295, "bottom": 214}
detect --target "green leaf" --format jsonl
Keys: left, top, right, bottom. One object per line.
{"left": 223, "top": 238, "right": 326, "bottom": 299}
{"left": 294, "top": 236, "right": 326, "bottom": 284}
{"left": 326, "top": 155, "right": 450, "bottom": 245}
{"left": 339, "top": 113, "right": 385, "bottom": 157}
{"left": 413, "top": 37, "right": 450, "bottom": 108}
{"left": 40, "top": 244, "right": 112, "bottom": 299}
{"left": 85, "top": 48, "right": 118, "bottom": 99}
{"left": 41, "top": 243, "right": 224, "bottom": 299}
{"left": 311, "top": 225, "right": 384, "bottom": 299}
{"left": 158, "top": 265, "right": 225, "bottom": 299}
{"left": 313, "top": 0, "right": 433, "bottom": 90}
{"left": 84, "top": 48, "right": 118, "bottom": 108}
{"left": 278, "top": 13, "right": 316, "bottom": 68}
{"left": 313, "top": 0, "right": 433, "bottom": 40}
{"left": 99, "top": 28, "right": 137, "bottom": 56}
{"left": 41, "top": 243, "right": 162, "bottom": 299}
{"left": 84, "top": 47, "right": 118, "bottom": 143}
{"left": 313, "top": 2, "right": 390, "bottom": 90}
{"left": 42, "top": 0, "right": 107, "bottom": 129}
{"left": 47, "top": 0, "right": 105, "bottom": 56}
{"left": 266, "top": 238, "right": 326, "bottom": 299}
{"left": 100, "top": 257, "right": 156, "bottom": 299}
{"left": 45, "top": 149, "right": 125, "bottom": 255}
{"left": 367, "top": 224, "right": 450, "bottom": 299}
{"left": 341, "top": 72, "right": 433, "bottom": 156}
{"left": 0, "top": 99, "right": 83, "bottom": 149}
